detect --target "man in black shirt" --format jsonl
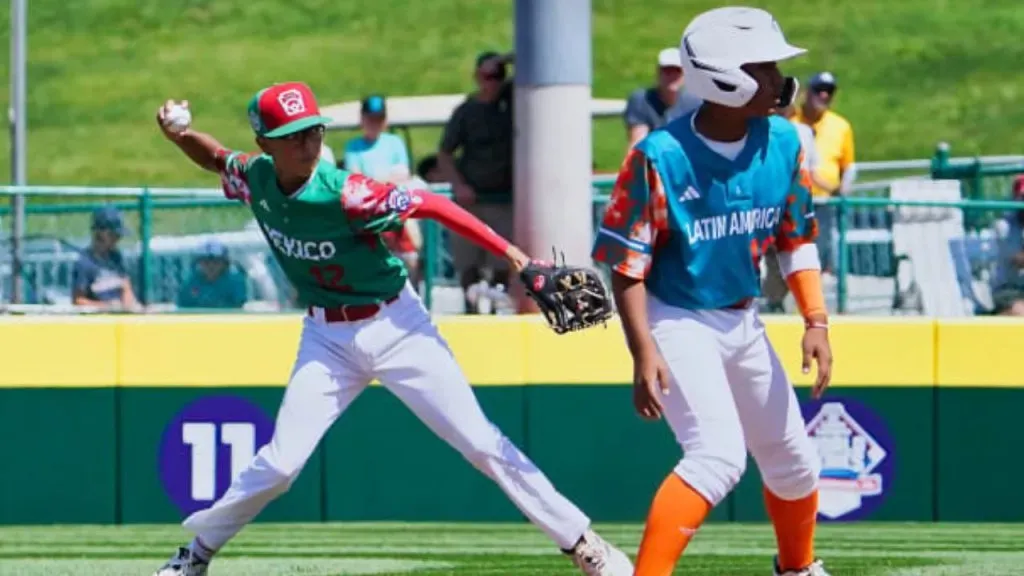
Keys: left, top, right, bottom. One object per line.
{"left": 438, "top": 51, "right": 516, "bottom": 313}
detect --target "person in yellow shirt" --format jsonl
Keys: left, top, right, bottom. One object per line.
{"left": 762, "top": 93, "right": 835, "bottom": 313}
{"left": 792, "top": 71, "right": 856, "bottom": 273}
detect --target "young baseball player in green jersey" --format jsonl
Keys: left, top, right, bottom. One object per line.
{"left": 152, "top": 81, "right": 634, "bottom": 576}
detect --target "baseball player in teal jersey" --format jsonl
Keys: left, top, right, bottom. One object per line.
{"left": 592, "top": 8, "right": 834, "bottom": 576}
{"left": 152, "top": 82, "right": 633, "bottom": 576}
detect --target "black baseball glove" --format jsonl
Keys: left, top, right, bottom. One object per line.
{"left": 520, "top": 258, "right": 615, "bottom": 335}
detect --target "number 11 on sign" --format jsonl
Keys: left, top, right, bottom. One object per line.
{"left": 181, "top": 422, "right": 256, "bottom": 501}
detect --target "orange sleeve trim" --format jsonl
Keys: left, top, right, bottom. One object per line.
{"left": 786, "top": 269, "right": 827, "bottom": 320}
{"left": 611, "top": 261, "right": 646, "bottom": 281}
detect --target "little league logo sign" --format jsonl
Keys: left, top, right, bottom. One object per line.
{"left": 159, "top": 395, "right": 274, "bottom": 517}
{"left": 801, "top": 396, "right": 895, "bottom": 522}
{"left": 385, "top": 186, "right": 413, "bottom": 213}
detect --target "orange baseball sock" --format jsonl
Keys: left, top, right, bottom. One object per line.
{"left": 634, "top": 473, "right": 713, "bottom": 576}
{"left": 763, "top": 487, "right": 819, "bottom": 571}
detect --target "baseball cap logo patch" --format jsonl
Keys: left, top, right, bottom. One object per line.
{"left": 248, "top": 109, "right": 263, "bottom": 132}
{"left": 277, "top": 89, "right": 307, "bottom": 117}
{"left": 246, "top": 81, "right": 334, "bottom": 138}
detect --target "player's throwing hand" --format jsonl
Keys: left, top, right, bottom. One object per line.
{"left": 802, "top": 325, "right": 833, "bottom": 399}
{"left": 632, "top": 348, "right": 672, "bottom": 420}
{"left": 156, "top": 99, "right": 191, "bottom": 140}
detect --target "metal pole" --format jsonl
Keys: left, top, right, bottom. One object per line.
{"left": 514, "top": 0, "right": 592, "bottom": 312}
{"left": 835, "top": 197, "right": 848, "bottom": 314}
{"left": 421, "top": 220, "right": 437, "bottom": 312}
{"left": 9, "top": 0, "right": 27, "bottom": 304}
{"left": 139, "top": 189, "right": 153, "bottom": 305}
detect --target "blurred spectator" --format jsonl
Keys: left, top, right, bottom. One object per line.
{"left": 177, "top": 240, "right": 248, "bottom": 310}
{"left": 417, "top": 154, "right": 444, "bottom": 184}
{"left": 343, "top": 95, "right": 422, "bottom": 288}
{"left": 240, "top": 219, "right": 295, "bottom": 309}
{"left": 438, "top": 50, "right": 515, "bottom": 313}
{"left": 343, "top": 95, "right": 411, "bottom": 182}
{"left": 793, "top": 71, "right": 856, "bottom": 274}
{"left": 380, "top": 155, "right": 450, "bottom": 289}
{"left": 762, "top": 93, "right": 836, "bottom": 312}
{"left": 990, "top": 176, "right": 1024, "bottom": 316}
{"left": 72, "top": 206, "right": 141, "bottom": 311}
{"left": 624, "top": 48, "right": 702, "bottom": 149}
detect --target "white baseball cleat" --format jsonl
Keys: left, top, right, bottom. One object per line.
{"left": 152, "top": 547, "right": 208, "bottom": 576}
{"left": 569, "top": 529, "right": 635, "bottom": 576}
{"left": 773, "top": 557, "right": 832, "bottom": 576}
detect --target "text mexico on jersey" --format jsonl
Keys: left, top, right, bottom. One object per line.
{"left": 216, "top": 149, "right": 421, "bottom": 307}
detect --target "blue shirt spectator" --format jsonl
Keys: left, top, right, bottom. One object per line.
{"left": 72, "top": 206, "right": 140, "bottom": 311}
{"left": 177, "top": 240, "right": 248, "bottom": 309}
{"left": 343, "top": 95, "right": 410, "bottom": 183}
{"left": 624, "top": 48, "right": 702, "bottom": 149}
{"left": 344, "top": 95, "right": 423, "bottom": 289}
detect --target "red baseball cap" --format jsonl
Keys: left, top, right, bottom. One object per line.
{"left": 246, "top": 82, "right": 333, "bottom": 138}
{"left": 1013, "top": 175, "right": 1024, "bottom": 198}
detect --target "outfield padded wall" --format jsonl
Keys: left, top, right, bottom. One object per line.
{"left": 0, "top": 315, "right": 1019, "bottom": 525}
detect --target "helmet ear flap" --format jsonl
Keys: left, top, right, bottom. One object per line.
{"left": 778, "top": 77, "right": 799, "bottom": 108}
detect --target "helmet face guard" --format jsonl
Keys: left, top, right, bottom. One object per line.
{"left": 778, "top": 77, "right": 799, "bottom": 108}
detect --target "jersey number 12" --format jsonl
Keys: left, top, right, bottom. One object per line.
{"left": 310, "top": 264, "right": 353, "bottom": 292}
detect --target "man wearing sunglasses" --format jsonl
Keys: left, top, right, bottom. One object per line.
{"left": 152, "top": 81, "right": 633, "bottom": 576}
{"left": 438, "top": 51, "right": 516, "bottom": 314}
{"left": 792, "top": 72, "right": 856, "bottom": 274}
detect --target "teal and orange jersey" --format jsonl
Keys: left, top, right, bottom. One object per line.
{"left": 591, "top": 113, "right": 818, "bottom": 309}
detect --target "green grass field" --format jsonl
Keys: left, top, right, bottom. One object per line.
{"left": 1, "top": 0, "right": 1024, "bottom": 187}
{"left": 1, "top": 522, "right": 1022, "bottom": 575}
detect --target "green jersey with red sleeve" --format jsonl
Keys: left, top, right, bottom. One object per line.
{"left": 217, "top": 150, "right": 416, "bottom": 307}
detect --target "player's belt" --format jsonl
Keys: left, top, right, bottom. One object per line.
{"left": 309, "top": 294, "right": 400, "bottom": 323}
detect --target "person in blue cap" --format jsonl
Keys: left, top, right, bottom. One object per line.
{"left": 72, "top": 205, "right": 141, "bottom": 311}
{"left": 343, "top": 94, "right": 422, "bottom": 284}
{"left": 343, "top": 94, "right": 411, "bottom": 182}
{"left": 176, "top": 239, "right": 248, "bottom": 309}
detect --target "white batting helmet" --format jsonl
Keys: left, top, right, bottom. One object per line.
{"left": 679, "top": 7, "right": 805, "bottom": 108}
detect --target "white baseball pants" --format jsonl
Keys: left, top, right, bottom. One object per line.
{"left": 183, "top": 283, "right": 590, "bottom": 550}
{"left": 647, "top": 295, "right": 820, "bottom": 506}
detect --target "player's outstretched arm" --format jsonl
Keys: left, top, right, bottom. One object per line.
{"left": 405, "top": 189, "right": 529, "bottom": 272}
{"left": 340, "top": 176, "right": 529, "bottom": 273}
{"left": 155, "top": 100, "right": 226, "bottom": 173}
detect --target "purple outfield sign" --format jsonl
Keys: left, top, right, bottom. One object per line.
{"left": 159, "top": 395, "right": 273, "bottom": 517}
{"left": 802, "top": 396, "right": 895, "bottom": 522}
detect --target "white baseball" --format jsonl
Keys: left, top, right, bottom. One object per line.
{"left": 164, "top": 103, "right": 191, "bottom": 133}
